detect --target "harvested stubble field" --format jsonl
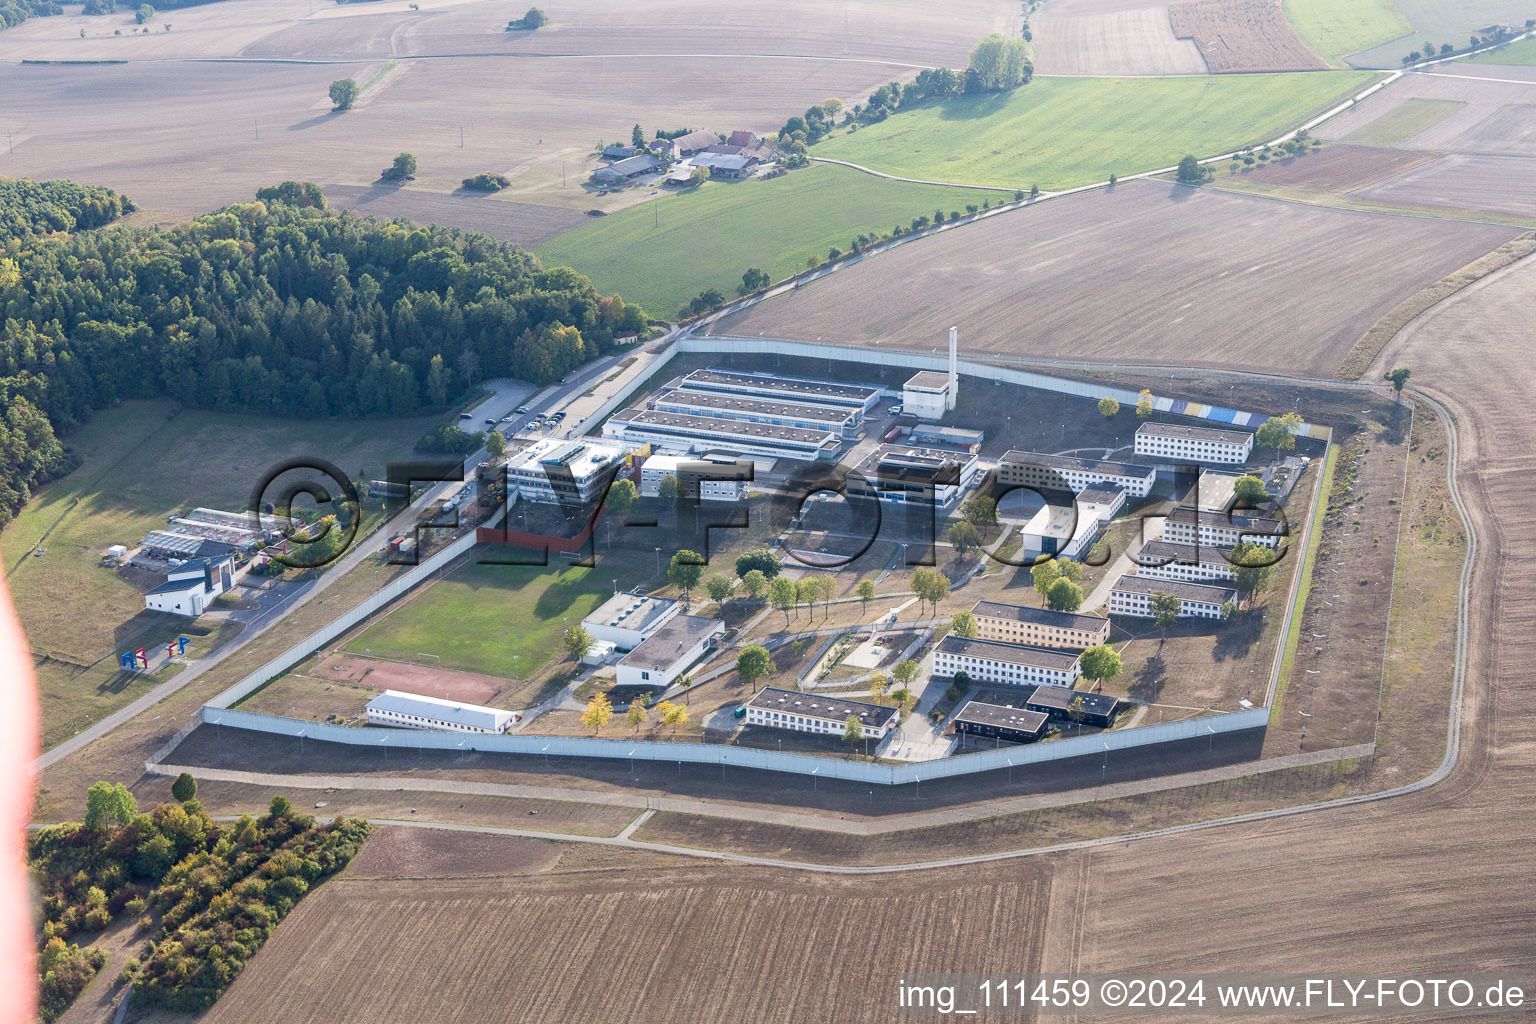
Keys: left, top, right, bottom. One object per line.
{"left": 1221, "top": 142, "right": 1436, "bottom": 193}
{"left": 323, "top": 184, "right": 588, "bottom": 248}
{"left": 1354, "top": 152, "right": 1536, "bottom": 219}
{"left": 707, "top": 180, "right": 1521, "bottom": 377}
{"left": 1031, "top": 0, "right": 1208, "bottom": 76}
{"left": 1320, "top": 69, "right": 1536, "bottom": 153}
{"left": 0, "top": 0, "right": 1012, "bottom": 64}
{"left": 1169, "top": 0, "right": 1327, "bottom": 72}
{"left": 197, "top": 836, "right": 1054, "bottom": 1024}
{"left": 0, "top": 39, "right": 974, "bottom": 222}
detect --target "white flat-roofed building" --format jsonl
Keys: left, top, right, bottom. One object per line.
{"left": 745, "top": 686, "right": 898, "bottom": 739}
{"left": 365, "top": 690, "right": 517, "bottom": 733}
{"left": 674, "top": 368, "right": 880, "bottom": 415}
{"left": 504, "top": 437, "right": 633, "bottom": 506}
{"left": 902, "top": 370, "right": 952, "bottom": 420}
{"left": 144, "top": 553, "right": 236, "bottom": 617}
{"left": 1018, "top": 496, "right": 1116, "bottom": 562}
{"left": 651, "top": 386, "right": 861, "bottom": 437}
{"left": 970, "top": 600, "right": 1110, "bottom": 650}
{"left": 1076, "top": 484, "right": 1127, "bottom": 518}
{"left": 582, "top": 591, "right": 682, "bottom": 650}
{"left": 845, "top": 444, "right": 981, "bottom": 514}
{"left": 998, "top": 451, "right": 1155, "bottom": 498}
{"left": 1134, "top": 540, "right": 1238, "bottom": 583}
{"left": 604, "top": 406, "right": 840, "bottom": 463}
{"left": 615, "top": 614, "right": 725, "bottom": 688}
{"left": 1107, "top": 574, "right": 1237, "bottom": 620}
{"left": 639, "top": 454, "right": 750, "bottom": 502}
{"left": 1161, "top": 507, "right": 1285, "bottom": 549}
{"left": 1135, "top": 422, "right": 1253, "bottom": 465}
{"left": 933, "top": 635, "right": 1082, "bottom": 688}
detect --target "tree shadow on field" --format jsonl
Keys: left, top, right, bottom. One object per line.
{"left": 1129, "top": 655, "right": 1166, "bottom": 702}
{"left": 288, "top": 110, "right": 344, "bottom": 132}
{"left": 934, "top": 92, "right": 1011, "bottom": 121}
{"left": 1163, "top": 181, "right": 1199, "bottom": 203}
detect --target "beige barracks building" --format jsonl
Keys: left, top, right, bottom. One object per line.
{"left": 970, "top": 600, "right": 1110, "bottom": 651}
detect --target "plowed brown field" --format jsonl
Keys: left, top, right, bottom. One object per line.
{"left": 707, "top": 180, "right": 1520, "bottom": 377}
{"left": 199, "top": 833, "right": 1054, "bottom": 1024}
{"left": 1354, "top": 152, "right": 1536, "bottom": 218}
{"left": 1229, "top": 143, "right": 1435, "bottom": 192}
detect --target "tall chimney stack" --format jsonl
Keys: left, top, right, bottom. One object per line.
{"left": 947, "top": 326, "right": 959, "bottom": 411}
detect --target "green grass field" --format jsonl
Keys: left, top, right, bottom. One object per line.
{"left": 343, "top": 557, "right": 640, "bottom": 688}
{"left": 810, "top": 73, "right": 1377, "bottom": 191}
{"left": 2, "top": 400, "right": 439, "bottom": 664}
{"left": 1342, "top": 97, "right": 1466, "bottom": 146}
{"left": 1350, "top": 0, "right": 1536, "bottom": 67}
{"left": 534, "top": 164, "right": 984, "bottom": 316}
{"left": 1284, "top": 0, "right": 1414, "bottom": 66}
{"left": 1472, "top": 35, "right": 1536, "bottom": 63}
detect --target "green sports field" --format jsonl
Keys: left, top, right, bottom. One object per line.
{"left": 343, "top": 559, "right": 629, "bottom": 687}
{"left": 533, "top": 164, "right": 984, "bottom": 316}
{"left": 810, "top": 72, "right": 1377, "bottom": 192}
{"left": 1284, "top": 0, "right": 1414, "bottom": 66}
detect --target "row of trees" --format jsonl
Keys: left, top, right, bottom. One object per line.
{"left": 0, "top": 181, "right": 646, "bottom": 529}
{"left": 1404, "top": 21, "right": 1532, "bottom": 64}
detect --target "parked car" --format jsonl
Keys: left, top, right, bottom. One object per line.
{"left": 484, "top": 417, "right": 496, "bottom": 425}
{"left": 888, "top": 405, "right": 903, "bottom": 416}
{"left": 551, "top": 411, "right": 567, "bottom": 422}
{"left": 515, "top": 405, "right": 529, "bottom": 415}
{"left": 459, "top": 412, "right": 472, "bottom": 419}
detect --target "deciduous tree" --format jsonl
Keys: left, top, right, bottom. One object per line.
{"left": 769, "top": 576, "right": 797, "bottom": 624}
{"left": 580, "top": 692, "right": 613, "bottom": 733}
{"left": 563, "top": 623, "right": 594, "bottom": 661}
{"left": 1098, "top": 396, "right": 1120, "bottom": 419}
{"left": 1079, "top": 644, "right": 1122, "bottom": 687}
{"left": 1045, "top": 577, "right": 1084, "bottom": 612}
{"left": 741, "top": 569, "right": 768, "bottom": 601}
{"left": 667, "top": 549, "right": 704, "bottom": 605}
{"left": 737, "top": 644, "right": 775, "bottom": 689}
{"left": 705, "top": 573, "right": 735, "bottom": 605}
{"left": 950, "top": 610, "right": 979, "bottom": 638}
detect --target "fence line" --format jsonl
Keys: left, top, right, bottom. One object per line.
{"left": 198, "top": 705, "right": 1269, "bottom": 786}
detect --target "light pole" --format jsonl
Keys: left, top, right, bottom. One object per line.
{"left": 542, "top": 743, "right": 549, "bottom": 767}
{"left": 1207, "top": 724, "right": 1215, "bottom": 755}
{"left": 655, "top": 547, "right": 662, "bottom": 574}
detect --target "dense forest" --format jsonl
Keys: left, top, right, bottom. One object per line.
{"left": 0, "top": 178, "right": 134, "bottom": 238}
{"left": 0, "top": 0, "right": 61, "bottom": 31}
{"left": 30, "top": 778, "right": 369, "bottom": 1019}
{"left": 0, "top": 178, "right": 646, "bottom": 529}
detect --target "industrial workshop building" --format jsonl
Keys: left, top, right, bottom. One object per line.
{"left": 603, "top": 407, "right": 841, "bottom": 462}
{"left": 970, "top": 600, "right": 1110, "bottom": 651}
{"left": 650, "top": 384, "right": 862, "bottom": 437}
{"left": 745, "top": 687, "right": 898, "bottom": 740}
{"left": 672, "top": 369, "right": 880, "bottom": 417}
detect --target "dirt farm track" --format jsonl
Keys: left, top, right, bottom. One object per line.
{"left": 188, "top": 246, "right": 1536, "bottom": 1022}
